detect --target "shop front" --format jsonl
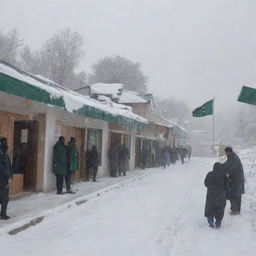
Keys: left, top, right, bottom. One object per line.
{"left": 0, "top": 110, "right": 44, "bottom": 195}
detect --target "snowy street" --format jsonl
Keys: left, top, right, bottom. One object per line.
{"left": 1, "top": 151, "right": 256, "bottom": 256}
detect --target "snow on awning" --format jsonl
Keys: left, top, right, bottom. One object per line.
{"left": 0, "top": 61, "right": 148, "bottom": 128}
{"left": 170, "top": 122, "right": 189, "bottom": 138}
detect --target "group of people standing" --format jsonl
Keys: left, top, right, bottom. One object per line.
{"left": 108, "top": 143, "right": 129, "bottom": 177}
{"left": 53, "top": 137, "right": 130, "bottom": 194}
{"left": 204, "top": 147, "right": 245, "bottom": 228}
{"left": 161, "top": 145, "right": 192, "bottom": 168}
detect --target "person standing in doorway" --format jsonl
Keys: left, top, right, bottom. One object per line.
{"left": 222, "top": 147, "right": 245, "bottom": 215}
{"left": 108, "top": 143, "right": 118, "bottom": 177}
{"left": 0, "top": 137, "right": 12, "bottom": 220}
{"left": 119, "top": 144, "right": 129, "bottom": 176}
{"left": 91, "top": 145, "right": 99, "bottom": 181}
{"left": 53, "top": 136, "right": 67, "bottom": 195}
{"left": 66, "top": 137, "right": 79, "bottom": 193}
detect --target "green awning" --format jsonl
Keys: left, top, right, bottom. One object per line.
{"left": 170, "top": 123, "right": 188, "bottom": 138}
{"left": 0, "top": 67, "right": 147, "bottom": 128}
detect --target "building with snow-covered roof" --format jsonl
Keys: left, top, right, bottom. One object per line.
{"left": 77, "top": 82, "right": 189, "bottom": 168}
{"left": 0, "top": 61, "right": 149, "bottom": 196}
{"left": 0, "top": 61, "right": 189, "bottom": 197}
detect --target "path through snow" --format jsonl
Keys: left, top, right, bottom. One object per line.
{"left": 0, "top": 156, "right": 255, "bottom": 256}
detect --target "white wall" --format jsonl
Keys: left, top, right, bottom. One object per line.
{"left": 130, "top": 132, "right": 136, "bottom": 170}
{"left": 42, "top": 107, "right": 110, "bottom": 191}
{"left": 43, "top": 108, "right": 57, "bottom": 191}
{"left": 98, "top": 122, "right": 109, "bottom": 177}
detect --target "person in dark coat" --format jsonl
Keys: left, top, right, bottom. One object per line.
{"left": 162, "top": 146, "right": 170, "bottom": 169}
{"left": 53, "top": 136, "right": 67, "bottom": 194}
{"left": 187, "top": 145, "right": 192, "bottom": 161}
{"left": 222, "top": 147, "right": 245, "bottom": 215}
{"left": 108, "top": 143, "right": 119, "bottom": 177}
{"left": 0, "top": 137, "right": 12, "bottom": 219}
{"left": 88, "top": 145, "right": 99, "bottom": 182}
{"left": 204, "top": 162, "right": 227, "bottom": 228}
{"left": 118, "top": 144, "right": 129, "bottom": 176}
{"left": 85, "top": 149, "right": 92, "bottom": 181}
{"left": 141, "top": 148, "right": 147, "bottom": 169}
{"left": 66, "top": 137, "right": 79, "bottom": 193}
{"left": 179, "top": 147, "right": 187, "bottom": 164}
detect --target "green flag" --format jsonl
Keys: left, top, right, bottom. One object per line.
{"left": 192, "top": 99, "right": 214, "bottom": 117}
{"left": 237, "top": 86, "right": 256, "bottom": 106}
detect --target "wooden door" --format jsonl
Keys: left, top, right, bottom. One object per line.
{"left": 12, "top": 120, "right": 39, "bottom": 191}
{"left": 61, "top": 125, "right": 85, "bottom": 181}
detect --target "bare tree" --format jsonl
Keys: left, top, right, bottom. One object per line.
{"left": 19, "top": 46, "right": 42, "bottom": 73}
{"left": 0, "top": 28, "right": 22, "bottom": 64}
{"left": 40, "top": 28, "right": 84, "bottom": 86}
{"left": 155, "top": 97, "right": 190, "bottom": 124}
{"left": 89, "top": 55, "right": 147, "bottom": 94}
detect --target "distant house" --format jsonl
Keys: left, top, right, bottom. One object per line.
{"left": 80, "top": 83, "right": 189, "bottom": 168}
{"left": 75, "top": 83, "right": 123, "bottom": 99}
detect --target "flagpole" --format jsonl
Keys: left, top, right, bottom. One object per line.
{"left": 213, "top": 97, "right": 215, "bottom": 147}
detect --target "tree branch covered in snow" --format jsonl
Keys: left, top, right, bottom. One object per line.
{"left": 0, "top": 28, "right": 22, "bottom": 64}
{"left": 88, "top": 55, "right": 148, "bottom": 94}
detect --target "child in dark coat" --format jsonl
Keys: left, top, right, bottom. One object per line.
{"left": 204, "top": 162, "right": 227, "bottom": 228}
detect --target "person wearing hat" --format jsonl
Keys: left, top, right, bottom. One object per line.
{"left": 0, "top": 137, "right": 12, "bottom": 219}
{"left": 222, "top": 147, "right": 245, "bottom": 215}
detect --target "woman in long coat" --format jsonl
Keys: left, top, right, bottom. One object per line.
{"left": 204, "top": 162, "right": 227, "bottom": 228}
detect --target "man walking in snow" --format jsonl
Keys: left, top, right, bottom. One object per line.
{"left": 0, "top": 137, "right": 12, "bottom": 219}
{"left": 222, "top": 147, "right": 244, "bottom": 215}
{"left": 53, "top": 136, "right": 67, "bottom": 195}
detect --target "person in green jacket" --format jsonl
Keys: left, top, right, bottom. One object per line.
{"left": 53, "top": 136, "right": 67, "bottom": 195}
{"left": 65, "top": 137, "right": 79, "bottom": 193}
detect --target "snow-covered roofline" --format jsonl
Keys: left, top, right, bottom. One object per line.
{"left": 0, "top": 61, "right": 148, "bottom": 128}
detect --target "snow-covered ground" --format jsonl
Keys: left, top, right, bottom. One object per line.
{"left": 1, "top": 150, "right": 256, "bottom": 256}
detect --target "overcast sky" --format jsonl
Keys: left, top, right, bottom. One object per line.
{"left": 1, "top": 0, "right": 256, "bottom": 112}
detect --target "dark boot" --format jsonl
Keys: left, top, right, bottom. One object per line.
{"left": 207, "top": 217, "right": 214, "bottom": 228}
{"left": 215, "top": 219, "right": 222, "bottom": 228}
{"left": 1, "top": 198, "right": 10, "bottom": 220}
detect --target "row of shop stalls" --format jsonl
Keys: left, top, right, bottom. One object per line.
{"left": 0, "top": 61, "right": 188, "bottom": 196}
{"left": 133, "top": 115, "right": 189, "bottom": 169}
